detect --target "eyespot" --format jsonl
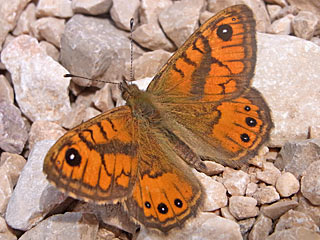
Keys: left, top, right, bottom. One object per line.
{"left": 217, "top": 24, "right": 233, "bottom": 41}
{"left": 174, "top": 199, "right": 183, "bottom": 208}
{"left": 145, "top": 201, "right": 151, "bottom": 209}
{"left": 244, "top": 106, "right": 251, "bottom": 111}
{"left": 240, "top": 133, "right": 250, "bottom": 143}
{"left": 157, "top": 203, "right": 168, "bottom": 214}
{"left": 232, "top": 17, "right": 236, "bottom": 21}
{"left": 246, "top": 117, "right": 257, "bottom": 127}
{"left": 65, "top": 148, "right": 81, "bottom": 167}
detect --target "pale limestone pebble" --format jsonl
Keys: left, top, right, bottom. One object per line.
{"left": 275, "top": 172, "right": 299, "bottom": 197}
{"left": 72, "top": 0, "right": 112, "bottom": 15}
{"left": 301, "top": 160, "right": 320, "bottom": 205}
{"left": 311, "top": 37, "right": 320, "bottom": 46}
{"left": 238, "top": 217, "right": 255, "bottom": 237}
{"left": 297, "top": 196, "right": 320, "bottom": 226}
{"left": 74, "top": 87, "right": 97, "bottom": 106}
{"left": 222, "top": 167, "right": 250, "bottom": 196}
{"left": 247, "top": 166, "right": 259, "bottom": 183}
{"left": 229, "top": 196, "right": 259, "bottom": 220}
{"left": 36, "top": 0, "right": 73, "bottom": 18}
{"left": 286, "top": 0, "right": 320, "bottom": 17}
{"left": 201, "top": 160, "right": 225, "bottom": 176}
{"left": 19, "top": 212, "right": 99, "bottom": 240}
{"left": 93, "top": 84, "right": 120, "bottom": 113}
{"left": 132, "top": 22, "right": 175, "bottom": 51}
{"left": 199, "top": 10, "right": 214, "bottom": 25}
{"left": 28, "top": 120, "right": 66, "bottom": 150}
{"left": 136, "top": 213, "right": 242, "bottom": 240}
{"left": 12, "top": 3, "right": 36, "bottom": 36}
{"left": 248, "top": 146, "right": 270, "bottom": 168}
{"left": 139, "top": 0, "right": 172, "bottom": 24}
{"left": 30, "top": 17, "right": 65, "bottom": 48}
{"left": 0, "top": 75, "right": 14, "bottom": 103}
{"left": 95, "top": 228, "right": 116, "bottom": 240}
{"left": 265, "top": 151, "right": 278, "bottom": 161}
{"left": 246, "top": 183, "right": 258, "bottom": 197}
{"left": 0, "top": 102, "right": 29, "bottom": 153}
{"left": 110, "top": 0, "right": 140, "bottom": 31}
{"left": 292, "top": 11, "right": 319, "bottom": 40}
{"left": 252, "top": 185, "right": 280, "bottom": 205}
{"left": 68, "top": 81, "right": 86, "bottom": 96}
{"left": 267, "top": 5, "right": 282, "bottom": 21}
{"left": 253, "top": 34, "right": 320, "bottom": 145}
{"left": 264, "top": 0, "right": 287, "bottom": 7}
{"left": 0, "top": 0, "right": 32, "bottom": 51}
{"left": 0, "top": 216, "right": 16, "bottom": 240}
{"left": 0, "top": 152, "right": 26, "bottom": 215}
{"left": 248, "top": 214, "right": 272, "bottom": 240}
{"left": 124, "top": 50, "right": 171, "bottom": 80}
{"left": 275, "top": 139, "right": 320, "bottom": 178}
{"left": 39, "top": 41, "right": 59, "bottom": 61}
{"left": 5, "top": 140, "right": 68, "bottom": 231}
{"left": 60, "top": 15, "right": 143, "bottom": 88}
{"left": 256, "top": 162, "right": 281, "bottom": 185}
{"left": 260, "top": 199, "right": 298, "bottom": 220}
{"left": 1, "top": 35, "right": 72, "bottom": 123}
{"left": 194, "top": 171, "right": 228, "bottom": 211}
{"left": 159, "top": 0, "right": 205, "bottom": 47}
{"left": 221, "top": 207, "right": 236, "bottom": 221}
{"left": 274, "top": 209, "right": 318, "bottom": 233}
{"left": 267, "top": 14, "right": 294, "bottom": 35}
{"left": 266, "top": 227, "right": 320, "bottom": 240}
{"left": 207, "top": 0, "right": 271, "bottom": 32}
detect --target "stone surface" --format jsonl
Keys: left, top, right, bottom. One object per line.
{"left": 297, "top": 196, "right": 320, "bottom": 226}
{"left": 267, "top": 14, "right": 293, "bottom": 35}
{"left": 0, "top": 216, "right": 16, "bottom": 240}
{"left": 267, "top": 227, "right": 320, "bottom": 240}
{"left": 0, "top": 75, "right": 14, "bottom": 103}
{"left": 139, "top": 0, "right": 172, "bottom": 24}
{"left": 267, "top": 4, "right": 282, "bottom": 21}
{"left": 238, "top": 217, "right": 255, "bottom": 237}
{"left": 39, "top": 41, "right": 59, "bottom": 61}
{"left": 159, "top": 0, "right": 204, "bottom": 47}
{"left": 253, "top": 33, "right": 320, "bottom": 145}
{"left": 30, "top": 17, "right": 65, "bottom": 48}
{"left": 36, "top": 0, "right": 73, "bottom": 18}
{"left": 256, "top": 162, "right": 281, "bottom": 185}
{"left": 229, "top": 196, "right": 259, "bottom": 220}
{"left": 72, "top": 0, "right": 112, "bottom": 15}
{"left": 222, "top": 167, "right": 250, "bottom": 196}
{"left": 301, "top": 160, "right": 320, "bottom": 205}
{"left": 287, "top": 0, "right": 320, "bottom": 20}
{"left": 253, "top": 185, "right": 280, "bottom": 205}
{"left": 137, "top": 213, "right": 242, "bottom": 240}
{"left": 5, "top": 140, "right": 68, "bottom": 231}
{"left": 12, "top": 3, "right": 36, "bottom": 36}
{"left": 0, "top": 102, "right": 29, "bottom": 154}
{"left": 293, "top": 11, "right": 319, "bottom": 40}
{"left": 275, "top": 172, "right": 299, "bottom": 197}
{"left": 246, "top": 182, "right": 258, "bottom": 197}
{"left": 110, "top": 0, "right": 140, "bottom": 31}
{"left": 201, "top": 161, "right": 225, "bottom": 176}
{"left": 261, "top": 199, "right": 299, "bottom": 220}
{"left": 1, "top": 35, "right": 71, "bottom": 123}
{"left": 248, "top": 214, "right": 272, "bottom": 240}
{"left": 264, "top": 0, "right": 287, "bottom": 7}
{"left": 19, "top": 212, "right": 99, "bottom": 240}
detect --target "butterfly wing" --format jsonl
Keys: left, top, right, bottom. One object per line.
{"left": 147, "top": 4, "right": 256, "bottom": 103}
{"left": 43, "top": 106, "right": 138, "bottom": 203}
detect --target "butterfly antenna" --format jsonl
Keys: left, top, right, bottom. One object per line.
{"left": 64, "top": 74, "right": 118, "bottom": 85}
{"left": 130, "top": 18, "right": 134, "bottom": 83}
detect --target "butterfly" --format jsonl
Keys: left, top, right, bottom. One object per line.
{"left": 43, "top": 4, "right": 273, "bottom": 233}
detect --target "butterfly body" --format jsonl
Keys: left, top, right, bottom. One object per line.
{"left": 44, "top": 5, "right": 273, "bottom": 233}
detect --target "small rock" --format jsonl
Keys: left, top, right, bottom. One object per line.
{"left": 238, "top": 218, "right": 255, "bottom": 236}
{"left": 0, "top": 75, "right": 14, "bottom": 103}
{"left": 229, "top": 196, "right": 259, "bottom": 220}
{"left": 201, "top": 161, "right": 225, "bottom": 176}
{"left": 292, "top": 11, "right": 319, "bottom": 40}
{"left": 301, "top": 160, "right": 320, "bottom": 205}
{"left": 72, "top": 0, "right": 112, "bottom": 15}
{"left": 253, "top": 186, "right": 280, "bottom": 205}
{"left": 260, "top": 199, "right": 298, "bottom": 220}
{"left": 140, "top": 0, "right": 172, "bottom": 24}
{"left": 311, "top": 37, "right": 320, "bottom": 46}
{"left": 296, "top": 196, "right": 320, "bottom": 226}
{"left": 256, "top": 162, "right": 281, "bottom": 185}
{"left": 267, "top": 14, "right": 294, "bottom": 35}
{"left": 0, "top": 102, "right": 29, "bottom": 153}
{"left": 248, "top": 214, "right": 272, "bottom": 240}
{"left": 221, "top": 207, "right": 236, "bottom": 221}
{"left": 39, "top": 41, "right": 59, "bottom": 61}
{"left": 222, "top": 167, "right": 250, "bottom": 196}
{"left": 246, "top": 182, "right": 258, "bottom": 197}
{"left": 110, "top": 0, "right": 140, "bottom": 31}
{"left": 275, "top": 172, "right": 299, "bottom": 197}
{"left": 93, "top": 84, "right": 123, "bottom": 113}
{"left": 266, "top": 227, "right": 320, "bottom": 240}
{"left": 12, "top": 3, "right": 36, "bottom": 36}
{"left": 36, "top": 0, "right": 73, "bottom": 18}
{"left": 0, "top": 216, "right": 16, "bottom": 240}
{"left": 266, "top": 5, "right": 282, "bottom": 22}
{"left": 19, "top": 212, "right": 99, "bottom": 240}
{"left": 199, "top": 11, "right": 214, "bottom": 25}
{"left": 264, "top": 0, "right": 287, "bottom": 7}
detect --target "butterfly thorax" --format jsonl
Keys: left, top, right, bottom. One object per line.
{"left": 122, "top": 83, "right": 162, "bottom": 125}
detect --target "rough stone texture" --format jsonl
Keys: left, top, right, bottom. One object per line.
{"left": 238, "top": 217, "right": 255, "bottom": 237}
{"left": 159, "top": 0, "right": 205, "bottom": 47}
{"left": 287, "top": 0, "right": 320, "bottom": 19}
{"left": 139, "top": 0, "right": 172, "bottom": 24}
{"left": 0, "top": 75, "right": 14, "bottom": 103}
{"left": 0, "top": 102, "right": 29, "bottom": 154}
{"left": 19, "top": 212, "right": 99, "bottom": 240}
{"left": 39, "top": 41, "right": 60, "bottom": 61}
{"left": 301, "top": 160, "right": 320, "bottom": 205}
{"left": 5, "top": 140, "right": 68, "bottom": 231}
{"left": 256, "top": 162, "right": 281, "bottom": 185}
{"left": 276, "top": 172, "right": 299, "bottom": 197}
{"left": 222, "top": 167, "right": 250, "bottom": 196}
{"left": 221, "top": 207, "right": 236, "bottom": 221}
{"left": 267, "top": 14, "right": 294, "bottom": 35}
{"left": 229, "top": 196, "right": 259, "bottom": 220}
{"left": 264, "top": 0, "right": 287, "bottom": 7}
{"left": 246, "top": 182, "right": 258, "bottom": 197}
{"left": 248, "top": 214, "right": 272, "bottom": 240}
{"left": 137, "top": 213, "right": 242, "bottom": 240}
{"left": 266, "top": 227, "right": 320, "bottom": 240}
{"left": 293, "top": 11, "right": 319, "bottom": 40}
{"left": 72, "top": 0, "right": 112, "bottom": 15}
{"left": 110, "top": 0, "right": 140, "bottom": 31}
{"left": 36, "top": 0, "right": 73, "bottom": 18}
{"left": 1, "top": 35, "right": 71, "bottom": 123}
{"left": 12, "top": 3, "right": 36, "bottom": 36}
{"left": 261, "top": 199, "right": 299, "bottom": 220}
{"left": 0, "top": 216, "right": 16, "bottom": 240}
{"left": 267, "top": 5, "right": 282, "bottom": 21}
{"left": 253, "top": 185, "right": 280, "bottom": 205}
{"left": 253, "top": 33, "right": 320, "bottom": 146}
{"left": 201, "top": 161, "right": 225, "bottom": 176}
{"left": 297, "top": 196, "right": 320, "bottom": 226}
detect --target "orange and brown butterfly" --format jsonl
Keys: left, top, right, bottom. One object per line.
{"left": 43, "top": 4, "right": 273, "bottom": 233}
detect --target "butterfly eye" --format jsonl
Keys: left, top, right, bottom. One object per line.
{"left": 174, "top": 199, "right": 183, "bottom": 208}
{"left": 65, "top": 148, "right": 81, "bottom": 167}
{"left": 217, "top": 24, "right": 233, "bottom": 41}
{"left": 157, "top": 203, "right": 168, "bottom": 214}
{"left": 246, "top": 117, "right": 257, "bottom": 127}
